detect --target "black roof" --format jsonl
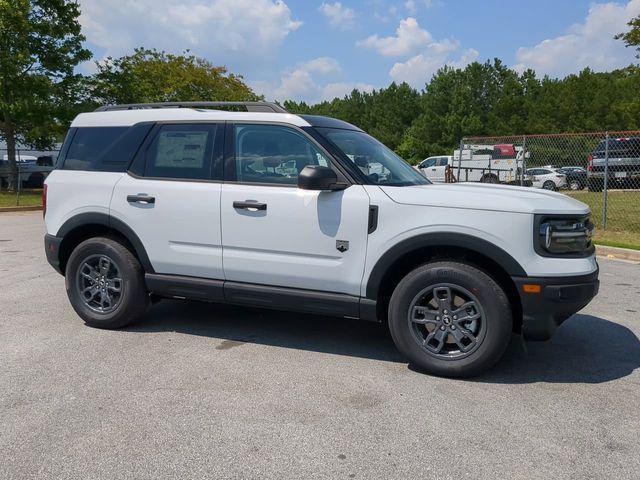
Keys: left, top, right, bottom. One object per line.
{"left": 299, "top": 115, "right": 363, "bottom": 132}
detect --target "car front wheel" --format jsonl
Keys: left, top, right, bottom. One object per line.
{"left": 388, "top": 261, "right": 513, "bottom": 378}
{"left": 65, "top": 237, "right": 149, "bottom": 329}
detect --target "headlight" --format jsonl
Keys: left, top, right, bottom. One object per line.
{"left": 537, "top": 216, "right": 594, "bottom": 255}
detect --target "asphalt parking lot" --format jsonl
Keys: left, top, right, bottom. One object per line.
{"left": 1, "top": 211, "right": 639, "bottom": 480}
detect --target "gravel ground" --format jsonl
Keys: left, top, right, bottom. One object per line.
{"left": 1, "top": 211, "right": 639, "bottom": 480}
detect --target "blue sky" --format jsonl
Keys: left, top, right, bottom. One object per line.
{"left": 77, "top": 0, "right": 640, "bottom": 103}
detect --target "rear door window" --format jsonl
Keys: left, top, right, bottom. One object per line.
{"left": 143, "top": 124, "right": 218, "bottom": 180}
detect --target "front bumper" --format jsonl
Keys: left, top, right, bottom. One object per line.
{"left": 512, "top": 268, "right": 599, "bottom": 341}
{"left": 44, "top": 234, "right": 63, "bottom": 275}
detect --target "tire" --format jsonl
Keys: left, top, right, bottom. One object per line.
{"left": 65, "top": 237, "right": 149, "bottom": 329}
{"left": 388, "top": 261, "right": 512, "bottom": 378}
{"left": 569, "top": 179, "right": 583, "bottom": 191}
{"left": 542, "top": 180, "right": 556, "bottom": 190}
{"left": 480, "top": 174, "right": 499, "bottom": 184}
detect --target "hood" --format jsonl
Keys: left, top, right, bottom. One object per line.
{"left": 379, "top": 183, "right": 590, "bottom": 215}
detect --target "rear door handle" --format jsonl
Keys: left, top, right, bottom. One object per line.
{"left": 127, "top": 194, "right": 155, "bottom": 204}
{"left": 233, "top": 201, "right": 267, "bottom": 211}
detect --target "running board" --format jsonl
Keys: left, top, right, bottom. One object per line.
{"left": 144, "top": 274, "right": 377, "bottom": 321}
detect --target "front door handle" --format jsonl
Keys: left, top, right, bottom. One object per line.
{"left": 127, "top": 194, "right": 155, "bottom": 204}
{"left": 233, "top": 201, "right": 267, "bottom": 211}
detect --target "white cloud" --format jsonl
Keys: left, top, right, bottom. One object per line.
{"left": 514, "top": 0, "right": 640, "bottom": 77}
{"left": 78, "top": 0, "right": 302, "bottom": 58}
{"left": 319, "top": 2, "right": 356, "bottom": 30}
{"left": 358, "top": 17, "right": 476, "bottom": 87}
{"left": 302, "top": 57, "right": 341, "bottom": 75}
{"left": 404, "top": 0, "right": 417, "bottom": 14}
{"left": 404, "top": 0, "right": 433, "bottom": 15}
{"left": 357, "top": 17, "right": 432, "bottom": 56}
{"left": 250, "top": 57, "right": 374, "bottom": 103}
{"left": 321, "top": 82, "right": 375, "bottom": 100}
{"left": 390, "top": 47, "right": 478, "bottom": 86}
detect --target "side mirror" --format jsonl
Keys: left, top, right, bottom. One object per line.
{"left": 298, "top": 165, "right": 348, "bottom": 191}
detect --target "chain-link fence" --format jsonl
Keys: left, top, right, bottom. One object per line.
{"left": 447, "top": 131, "right": 640, "bottom": 248}
{"left": 0, "top": 148, "right": 59, "bottom": 207}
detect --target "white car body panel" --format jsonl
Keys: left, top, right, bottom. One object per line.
{"left": 109, "top": 174, "right": 224, "bottom": 279}
{"left": 220, "top": 183, "right": 370, "bottom": 296}
{"left": 44, "top": 170, "right": 122, "bottom": 235}
{"left": 360, "top": 185, "right": 596, "bottom": 289}
{"left": 379, "top": 183, "right": 589, "bottom": 215}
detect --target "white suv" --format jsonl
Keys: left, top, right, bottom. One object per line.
{"left": 526, "top": 167, "right": 568, "bottom": 190}
{"left": 44, "top": 102, "right": 599, "bottom": 378}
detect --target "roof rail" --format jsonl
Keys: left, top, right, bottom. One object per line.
{"left": 94, "top": 101, "right": 288, "bottom": 113}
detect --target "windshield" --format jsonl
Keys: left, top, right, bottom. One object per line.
{"left": 317, "top": 128, "right": 430, "bottom": 186}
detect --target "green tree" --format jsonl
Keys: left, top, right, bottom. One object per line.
{"left": 616, "top": 15, "right": 640, "bottom": 58}
{"left": 91, "top": 48, "right": 260, "bottom": 105}
{"left": 0, "top": 0, "right": 91, "bottom": 190}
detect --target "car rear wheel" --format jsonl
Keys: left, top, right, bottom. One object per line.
{"left": 480, "top": 174, "right": 499, "bottom": 184}
{"left": 388, "top": 261, "right": 512, "bottom": 378}
{"left": 542, "top": 180, "right": 556, "bottom": 190}
{"left": 65, "top": 237, "right": 149, "bottom": 329}
{"left": 569, "top": 179, "right": 583, "bottom": 190}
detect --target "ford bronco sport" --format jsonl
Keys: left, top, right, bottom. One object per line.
{"left": 44, "top": 102, "right": 599, "bottom": 377}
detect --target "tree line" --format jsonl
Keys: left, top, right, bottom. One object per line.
{"left": 1, "top": 1, "right": 639, "bottom": 189}
{"left": 285, "top": 61, "right": 640, "bottom": 161}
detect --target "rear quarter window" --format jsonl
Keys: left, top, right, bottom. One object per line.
{"left": 62, "top": 125, "right": 152, "bottom": 172}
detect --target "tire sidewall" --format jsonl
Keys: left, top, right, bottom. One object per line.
{"left": 388, "top": 262, "right": 512, "bottom": 377}
{"left": 65, "top": 238, "right": 146, "bottom": 327}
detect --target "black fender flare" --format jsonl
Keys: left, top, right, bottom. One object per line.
{"left": 365, "top": 232, "right": 527, "bottom": 299}
{"left": 56, "top": 212, "right": 155, "bottom": 273}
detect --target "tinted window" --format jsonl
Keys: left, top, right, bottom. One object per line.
{"left": 234, "top": 124, "right": 329, "bottom": 185}
{"left": 144, "top": 124, "right": 216, "bottom": 180}
{"left": 63, "top": 127, "right": 128, "bottom": 170}
{"left": 437, "top": 157, "right": 449, "bottom": 166}
{"left": 421, "top": 159, "right": 436, "bottom": 168}
{"left": 594, "top": 138, "right": 640, "bottom": 158}
{"left": 318, "top": 128, "right": 429, "bottom": 186}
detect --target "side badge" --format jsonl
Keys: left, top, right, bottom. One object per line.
{"left": 336, "top": 240, "right": 349, "bottom": 253}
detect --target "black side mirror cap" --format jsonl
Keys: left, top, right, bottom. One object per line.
{"left": 298, "top": 165, "right": 348, "bottom": 191}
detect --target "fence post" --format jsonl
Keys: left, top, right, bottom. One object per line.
{"left": 602, "top": 132, "right": 609, "bottom": 230}
{"left": 521, "top": 135, "right": 527, "bottom": 186}
{"left": 456, "top": 138, "right": 464, "bottom": 182}
{"left": 16, "top": 157, "right": 21, "bottom": 206}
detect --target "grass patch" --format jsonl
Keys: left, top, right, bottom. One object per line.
{"left": 564, "top": 190, "right": 640, "bottom": 250}
{"left": 0, "top": 189, "right": 43, "bottom": 207}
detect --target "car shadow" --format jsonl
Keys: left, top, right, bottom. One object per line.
{"left": 128, "top": 299, "right": 405, "bottom": 364}
{"left": 474, "top": 314, "right": 640, "bottom": 384}
{"left": 127, "top": 302, "right": 640, "bottom": 384}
